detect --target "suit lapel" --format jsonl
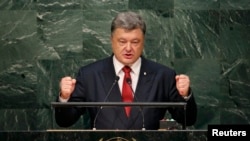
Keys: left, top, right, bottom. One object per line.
{"left": 134, "top": 57, "right": 155, "bottom": 102}
{"left": 101, "top": 57, "right": 122, "bottom": 102}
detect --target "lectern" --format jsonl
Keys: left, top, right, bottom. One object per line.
{"left": 50, "top": 102, "right": 187, "bottom": 129}
{"left": 47, "top": 102, "right": 199, "bottom": 141}
{"left": 0, "top": 102, "right": 207, "bottom": 141}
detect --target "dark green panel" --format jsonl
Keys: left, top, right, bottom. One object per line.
{"left": 140, "top": 11, "right": 174, "bottom": 66}
{"left": 220, "top": 10, "right": 250, "bottom": 60}
{"left": 221, "top": 108, "right": 250, "bottom": 124}
{"left": 175, "top": 0, "right": 219, "bottom": 10}
{"left": 0, "top": 0, "right": 35, "bottom": 10}
{"left": 81, "top": 10, "right": 117, "bottom": 60}
{"left": 220, "top": 0, "right": 250, "bottom": 10}
{"left": 129, "top": 0, "right": 174, "bottom": 17}
{"left": 0, "top": 61, "right": 38, "bottom": 108}
{"left": 173, "top": 10, "right": 220, "bottom": 59}
{"left": 37, "top": 0, "right": 82, "bottom": 11}
{"left": 81, "top": 0, "right": 129, "bottom": 10}
{"left": 0, "top": 11, "right": 45, "bottom": 71}
{"left": 219, "top": 10, "right": 250, "bottom": 110}
{"left": 129, "top": 0, "right": 173, "bottom": 10}
{"left": 0, "top": 109, "right": 52, "bottom": 130}
{"left": 0, "top": 11, "right": 46, "bottom": 109}
{"left": 37, "top": 10, "right": 83, "bottom": 59}
{"left": 220, "top": 59, "right": 250, "bottom": 108}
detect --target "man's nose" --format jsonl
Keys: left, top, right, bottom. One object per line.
{"left": 125, "top": 43, "right": 132, "bottom": 50}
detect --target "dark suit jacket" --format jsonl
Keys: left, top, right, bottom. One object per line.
{"left": 55, "top": 55, "right": 197, "bottom": 130}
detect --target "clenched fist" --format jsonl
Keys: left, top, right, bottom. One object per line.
{"left": 60, "top": 76, "right": 76, "bottom": 99}
{"left": 175, "top": 74, "right": 190, "bottom": 96}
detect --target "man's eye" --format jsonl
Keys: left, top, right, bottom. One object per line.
{"left": 132, "top": 41, "right": 139, "bottom": 45}
{"left": 119, "top": 40, "right": 126, "bottom": 45}
{"left": 132, "top": 40, "right": 139, "bottom": 43}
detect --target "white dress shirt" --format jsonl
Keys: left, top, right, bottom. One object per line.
{"left": 113, "top": 55, "right": 141, "bottom": 95}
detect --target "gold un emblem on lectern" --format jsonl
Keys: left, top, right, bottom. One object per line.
{"left": 99, "top": 137, "right": 136, "bottom": 141}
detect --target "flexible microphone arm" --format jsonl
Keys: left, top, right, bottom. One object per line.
{"left": 93, "top": 76, "right": 120, "bottom": 130}
{"left": 126, "top": 78, "right": 146, "bottom": 130}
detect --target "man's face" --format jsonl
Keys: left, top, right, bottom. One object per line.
{"left": 111, "top": 28, "right": 144, "bottom": 66}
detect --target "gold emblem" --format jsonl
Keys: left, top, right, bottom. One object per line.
{"left": 99, "top": 137, "right": 136, "bottom": 141}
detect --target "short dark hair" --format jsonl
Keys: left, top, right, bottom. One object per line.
{"left": 111, "top": 11, "right": 146, "bottom": 35}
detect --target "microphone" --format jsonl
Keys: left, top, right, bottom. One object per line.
{"left": 126, "top": 78, "right": 146, "bottom": 130}
{"left": 93, "top": 76, "right": 120, "bottom": 130}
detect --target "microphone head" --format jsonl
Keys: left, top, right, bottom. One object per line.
{"left": 126, "top": 78, "right": 132, "bottom": 84}
{"left": 115, "top": 76, "right": 120, "bottom": 81}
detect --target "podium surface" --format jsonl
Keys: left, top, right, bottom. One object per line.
{"left": 1, "top": 130, "right": 207, "bottom": 141}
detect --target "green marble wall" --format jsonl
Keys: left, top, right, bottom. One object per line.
{"left": 0, "top": 0, "right": 249, "bottom": 131}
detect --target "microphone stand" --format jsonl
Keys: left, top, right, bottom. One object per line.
{"left": 126, "top": 78, "right": 146, "bottom": 130}
{"left": 93, "top": 76, "right": 120, "bottom": 130}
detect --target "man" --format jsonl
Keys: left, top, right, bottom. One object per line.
{"left": 55, "top": 11, "right": 197, "bottom": 130}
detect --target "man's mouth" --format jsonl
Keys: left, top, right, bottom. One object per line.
{"left": 124, "top": 54, "right": 132, "bottom": 58}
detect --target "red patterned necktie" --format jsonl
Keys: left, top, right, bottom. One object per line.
{"left": 122, "top": 66, "right": 133, "bottom": 117}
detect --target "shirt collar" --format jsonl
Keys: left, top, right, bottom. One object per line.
{"left": 113, "top": 56, "right": 141, "bottom": 75}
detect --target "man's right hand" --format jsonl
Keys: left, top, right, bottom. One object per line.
{"left": 60, "top": 76, "right": 76, "bottom": 99}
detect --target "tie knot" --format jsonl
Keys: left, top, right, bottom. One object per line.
{"left": 122, "top": 66, "right": 131, "bottom": 73}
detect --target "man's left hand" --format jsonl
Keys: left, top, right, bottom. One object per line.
{"left": 175, "top": 74, "right": 190, "bottom": 96}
